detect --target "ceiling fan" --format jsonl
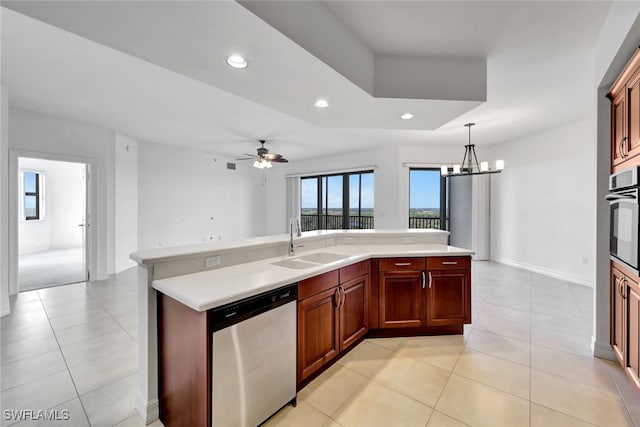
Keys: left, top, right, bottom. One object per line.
{"left": 236, "top": 140, "right": 289, "bottom": 169}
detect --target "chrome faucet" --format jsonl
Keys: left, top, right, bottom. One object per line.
{"left": 289, "top": 216, "right": 302, "bottom": 256}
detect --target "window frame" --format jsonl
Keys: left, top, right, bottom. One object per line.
{"left": 301, "top": 170, "right": 374, "bottom": 231}
{"left": 408, "top": 167, "right": 448, "bottom": 230}
{"left": 22, "top": 170, "right": 44, "bottom": 221}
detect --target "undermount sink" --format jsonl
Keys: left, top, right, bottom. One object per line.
{"left": 297, "top": 252, "right": 350, "bottom": 264}
{"left": 270, "top": 259, "right": 318, "bottom": 270}
{"left": 271, "top": 252, "right": 350, "bottom": 270}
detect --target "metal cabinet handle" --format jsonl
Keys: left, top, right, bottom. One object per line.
{"left": 334, "top": 288, "right": 340, "bottom": 307}
{"left": 340, "top": 286, "right": 346, "bottom": 307}
{"left": 442, "top": 261, "right": 458, "bottom": 265}
{"left": 395, "top": 262, "right": 411, "bottom": 266}
{"left": 428, "top": 272, "right": 432, "bottom": 288}
{"left": 621, "top": 277, "right": 627, "bottom": 300}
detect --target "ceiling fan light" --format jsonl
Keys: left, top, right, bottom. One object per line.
{"left": 496, "top": 160, "right": 505, "bottom": 171}
{"left": 480, "top": 161, "right": 489, "bottom": 172}
{"left": 253, "top": 160, "right": 260, "bottom": 168}
{"left": 440, "top": 166, "right": 449, "bottom": 176}
{"left": 266, "top": 161, "right": 273, "bottom": 168}
{"left": 400, "top": 113, "right": 414, "bottom": 120}
{"left": 314, "top": 99, "right": 330, "bottom": 108}
{"left": 453, "top": 164, "right": 461, "bottom": 174}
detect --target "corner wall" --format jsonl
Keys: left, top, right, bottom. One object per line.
{"left": 1, "top": 86, "right": 10, "bottom": 315}
{"left": 487, "top": 118, "right": 595, "bottom": 286}
{"left": 114, "top": 133, "right": 138, "bottom": 272}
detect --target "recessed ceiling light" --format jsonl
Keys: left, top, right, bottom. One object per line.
{"left": 314, "top": 99, "right": 330, "bottom": 108}
{"left": 400, "top": 113, "right": 415, "bottom": 120}
{"left": 226, "top": 55, "right": 248, "bottom": 69}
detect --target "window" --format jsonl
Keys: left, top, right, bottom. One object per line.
{"left": 301, "top": 171, "right": 374, "bottom": 231}
{"left": 409, "top": 168, "right": 447, "bottom": 230}
{"left": 23, "top": 171, "right": 41, "bottom": 221}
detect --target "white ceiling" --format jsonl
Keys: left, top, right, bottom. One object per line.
{"left": 0, "top": 1, "right": 612, "bottom": 161}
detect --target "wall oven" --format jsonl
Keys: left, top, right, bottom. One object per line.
{"left": 608, "top": 166, "right": 640, "bottom": 274}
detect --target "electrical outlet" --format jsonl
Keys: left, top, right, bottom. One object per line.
{"left": 582, "top": 257, "right": 588, "bottom": 265}
{"left": 403, "top": 237, "right": 414, "bottom": 244}
{"left": 206, "top": 256, "right": 221, "bottom": 268}
{"left": 345, "top": 237, "right": 355, "bottom": 244}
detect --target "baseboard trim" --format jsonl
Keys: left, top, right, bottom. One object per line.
{"left": 491, "top": 257, "right": 593, "bottom": 287}
{"left": 593, "top": 340, "right": 617, "bottom": 361}
{"left": 0, "top": 302, "right": 10, "bottom": 317}
{"left": 135, "top": 394, "right": 159, "bottom": 425}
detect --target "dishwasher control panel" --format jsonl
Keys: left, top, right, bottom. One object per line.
{"left": 211, "top": 283, "right": 297, "bottom": 331}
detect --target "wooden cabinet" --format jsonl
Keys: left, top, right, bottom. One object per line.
{"left": 297, "top": 286, "right": 340, "bottom": 382}
{"left": 611, "top": 262, "right": 640, "bottom": 389}
{"left": 340, "top": 274, "right": 369, "bottom": 350}
{"left": 426, "top": 257, "right": 471, "bottom": 326}
{"left": 612, "top": 92, "right": 627, "bottom": 167}
{"left": 379, "top": 270, "right": 426, "bottom": 328}
{"left": 611, "top": 265, "right": 626, "bottom": 364}
{"left": 628, "top": 70, "right": 640, "bottom": 158}
{"left": 609, "top": 48, "right": 640, "bottom": 170}
{"left": 297, "top": 262, "right": 369, "bottom": 383}
{"left": 378, "top": 256, "right": 473, "bottom": 329}
{"left": 379, "top": 258, "right": 426, "bottom": 328}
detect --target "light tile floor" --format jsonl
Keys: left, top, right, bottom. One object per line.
{"left": 266, "top": 261, "right": 640, "bottom": 427}
{"left": 1, "top": 261, "right": 639, "bottom": 427}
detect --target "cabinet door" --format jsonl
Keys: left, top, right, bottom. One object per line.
{"left": 612, "top": 92, "right": 627, "bottom": 167}
{"left": 426, "top": 269, "right": 471, "bottom": 326}
{"left": 297, "top": 287, "right": 340, "bottom": 382}
{"left": 379, "top": 271, "right": 425, "bottom": 328}
{"left": 628, "top": 71, "right": 640, "bottom": 160}
{"left": 626, "top": 282, "right": 640, "bottom": 388}
{"left": 339, "top": 274, "right": 369, "bottom": 351}
{"left": 611, "top": 267, "right": 626, "bottom": 365}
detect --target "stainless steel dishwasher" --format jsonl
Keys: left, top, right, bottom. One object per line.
{"left": 211, "top": 284, "right": 297, "bottom": 427}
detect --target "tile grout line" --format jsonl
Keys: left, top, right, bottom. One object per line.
{"left": 36, "top": 286, "right": 93, "bottom": 426}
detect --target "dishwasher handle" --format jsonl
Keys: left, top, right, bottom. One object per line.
{"left": 211, "top": 283, "right": 298, "bottom": 332}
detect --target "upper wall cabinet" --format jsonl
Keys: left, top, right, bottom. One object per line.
{"left": 609, "top": 48, "right": 640, "bottom": 171}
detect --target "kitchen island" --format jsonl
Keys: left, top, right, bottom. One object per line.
{"left": 130, "top": 229, "right": 473, "bottom": 425}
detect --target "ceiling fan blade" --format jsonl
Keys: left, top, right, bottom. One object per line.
{"left": 271, "top": 157, "right": 289, "bottom": 163}
{"left": 235, "top": 157, "right": 256, "bottom": 161}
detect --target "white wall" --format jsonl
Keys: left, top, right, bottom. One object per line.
{"left": 487, "top": 118, "right": 595, "bottom": 286}
{"left": 1, "top": 85, "right": 10, "bottom": 315}
{"left": 18, "top": 157, "right": 85, "bottom": 255}
{"left": 137, "top": 141, "right": 261, "bottom": 250}
{"left": 114, "top": 133, "right": 138, "bottom": 271}
{"left": 8, "top": 106, "right": 114, "bottom": 288}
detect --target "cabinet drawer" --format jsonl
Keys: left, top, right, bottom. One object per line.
{"left": 298, "top": 270, "right": 339, "bottom": 300}
{"left": 340, "top": 261, "right": 368, "bottom": 283}
{"left": 379, "top": 257, "right": 425, "bottom": 271}
{"left": 427, "top": 256, "right": 471, "bottom": 270}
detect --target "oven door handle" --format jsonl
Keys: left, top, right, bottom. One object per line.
{"left": 605, "top": 192, "right": 637, "bottom": 201}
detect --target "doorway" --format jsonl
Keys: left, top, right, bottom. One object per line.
{"left": 17, "top": 157, "right": 89, "bottom": 291}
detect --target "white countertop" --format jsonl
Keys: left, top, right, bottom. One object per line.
{"left": 152, "top": 243, "right": 473, "bottom": 311}
{"left": 131, "top": 229, "right": 450, "bottom": 265}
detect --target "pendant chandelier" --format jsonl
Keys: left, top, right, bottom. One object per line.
{"left": 441, "top": 123, "right": 504, "bottom": 176}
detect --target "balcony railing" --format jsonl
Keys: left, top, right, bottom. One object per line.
{"left": 408, "top": 217, "right": 446, "bottom": 230}
{"left": 301, "top": 214, "right": 374, "bottom": 232}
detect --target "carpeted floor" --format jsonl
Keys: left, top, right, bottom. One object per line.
{"left": 18, "top": 247, "right": 87, "bottom": 291}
